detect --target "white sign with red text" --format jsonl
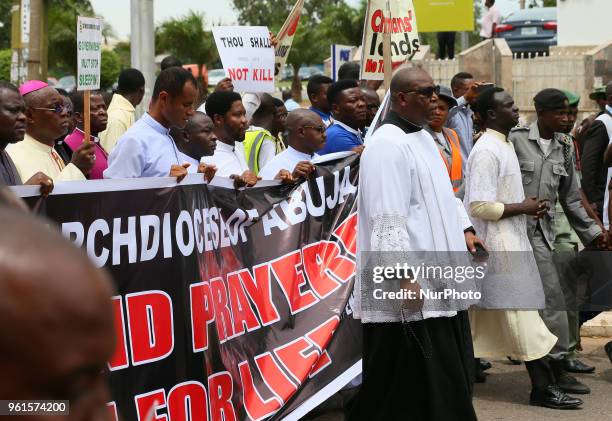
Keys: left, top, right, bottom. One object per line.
{"left": 360, "top": 0, "right": 421, "bottom": 80}
{"left": 212, "top": 26, "right": 275, "bottom": 93}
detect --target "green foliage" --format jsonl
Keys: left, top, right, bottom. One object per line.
{"left": 100, "top": 49, "right": 120, "bottom": 89}
{"left": 113, "top": 41, "right": 131, "bottom": 69}
{"left": 0, "top": 49, "right": 11, "bottom": 80}
{"left": 0, "top": 1, "right": 12, "bottom": 50}
{"left": 47, "top": 0, "right": 95, "bottom": 76}
{"left": 155, "top": 11, "right": 217, "bottom": 75}
{"left": 232, "top": 0, "right": 364, "bottom": 98}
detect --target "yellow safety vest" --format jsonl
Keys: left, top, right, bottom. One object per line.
{"left": 243, "top": 129, "right": 285, "bottom": 174}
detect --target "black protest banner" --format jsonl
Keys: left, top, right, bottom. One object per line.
{"left": 16, "top": 155, "right": 362, "bottom": 421}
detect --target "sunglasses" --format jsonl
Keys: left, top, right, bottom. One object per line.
{"left": 31, "top": 104, "right": 68, "bottom": 114}
{"left": 302, "top": 125, "right": 326, "bottom": 133}
{"left": 403, "top": 85, "right": 441, "bottom": 98}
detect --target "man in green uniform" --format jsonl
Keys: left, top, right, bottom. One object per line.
{"left": 509, "top": 88, "right": 606, "bottom": 396}
{"left": 552, "top": 91, "right": 602, "bottom": 374}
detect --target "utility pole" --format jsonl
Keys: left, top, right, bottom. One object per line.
{"left": 520, "top": 0, "right": 526, "bottom": 9}
{"left": 131, "top": 0, "right": 155, "bottom": 118}
{"left": 27, "top": 0, "right": 47, "bottom": 81}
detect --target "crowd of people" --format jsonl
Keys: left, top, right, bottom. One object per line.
{"left": 1, "top": 47, "right": 612, "bottom": 419}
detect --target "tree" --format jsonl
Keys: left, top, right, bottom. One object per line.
{"left": 113, "top": 41, "right": 131, "bottom": 69}
{"left": 232, "top": 0, "right": 359, "bottom": 99}
{"left": 47, "top": 0, "right": 95, "bottom": 76}
{"left": 0, "top": 1, "right": 12, "bottom": 50}
{"left": 155, "top": 11, "right": 217, "bottom": 82}
{"left": 0, "top": 49, "right": 11, "bottom": 80}
{"left": 100, "top": 49, "right": 120, "bottom": 90}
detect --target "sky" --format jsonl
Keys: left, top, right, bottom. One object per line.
{"left": 91, "top": 0, "right": 523, "bottom": 41}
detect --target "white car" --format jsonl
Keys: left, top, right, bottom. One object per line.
{"left": 207, "top": 69, "right": 226, "bottom": 87}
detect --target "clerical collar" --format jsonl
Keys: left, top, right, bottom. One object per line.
{"left": 217, "top": 141, "right": 235, "bottom": 152}
{"left": 383, "top": 111, "right": 422, "bottom": 134}
{"left": 142, "top": 113, "right": 170, "bottom": 135}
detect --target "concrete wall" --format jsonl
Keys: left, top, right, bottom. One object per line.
{"left": 558, "top": 0, "right": 612, "bottom": 46}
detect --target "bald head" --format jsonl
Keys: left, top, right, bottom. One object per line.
{"left": 179, "top": 111, "right": 217, "bottom": 159}
{"left": 390, "top": 67, "right": 432, "bottom": 94}
{"left": 0, "top": 209, "right": 115, "bottom": 415}
{"left": 287, "top": 109, "right": 326, "bottom": 154}
{"left": 390, "top": 67, "right": 437, "bottom": 126}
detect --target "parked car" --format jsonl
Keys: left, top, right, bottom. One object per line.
{"left": 207, "top": 69, "right": 226, "bottom": 87}
{"left": 495, "top": 7, "right": 557, "bottom": 55}
{"left": 298, "top": 66, "right": 323, "bottom": 81}
{"left": 55, "top": 75, "right": 76, "bottom": 93}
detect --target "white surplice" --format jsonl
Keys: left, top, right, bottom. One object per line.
{"left": 356, "top": 112, "right": 474, "bottom": 323}
{"left": 464, "top": 129, "right": 556, "bottom": 361}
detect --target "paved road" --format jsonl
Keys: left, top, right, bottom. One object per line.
{"left": 474, "top": 337, "right": 612, "bottom": 421}
{"left": 306, "top": 337, "right": 612, "bottom": 421}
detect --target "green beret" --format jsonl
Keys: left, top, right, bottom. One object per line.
{"left": 589, "top": 86, "right": 606, "bottom": 100}
{"left": 534, "top": 88, "right": 568, "bottom": 110}
{"left": 562, "top": 90, "right": 580, "bottom": 107}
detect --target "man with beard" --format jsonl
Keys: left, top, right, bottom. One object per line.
{"left": 351, "top": 68, "right": 483, "bottom": 421}
{"left": 7, "top": 80, "right": 94, "bottom": 182}
{"left": 0, "top": 81, "right": 53, "bottom": 195}
{"left": 104, "top": 67, "right": 197, "bottom": 182}
{"left": 318, "top": 79, "right": 367, "bottom": 155}
{"left": 202, "top": 91, "right": 259, "bottom": 187}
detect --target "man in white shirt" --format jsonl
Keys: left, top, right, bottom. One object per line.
{"left": 104, "top": 67, "right": 197, "bottom": 181}
{"left": 350, "top": 67, "right": 482, "bottom": 421}
{"left": 202, "top": 91, "right": 258, "bottom": 187}
{"left": 480, "top": 0, "right": 501, "bottom": 40}
{"left": 259, "top": 109, "right": 325, "bottom": 180}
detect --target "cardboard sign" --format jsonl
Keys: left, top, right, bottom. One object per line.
{"left": 360, "top": 0, "right": 421, "bottom": 81}
{"left": 413, "top": 0, "right": 474, "bottom": 32}
{"left": 212, "top": 26, "right": 275, "bottom": 93}
{"left": 275, "top": 0, "right": 304, "bottom": 80}
{"left": 77, "top": 16, "right": 102, "bottom": 90}
{"left": 331, "top": 45, "right": 356, "bottom": 81}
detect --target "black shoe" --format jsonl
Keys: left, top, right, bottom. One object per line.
{"left": 556, "top": 371, "right": 591, "bottom": 394}
{"left": 564, "top": 359, "right": 595, "bottom": 374}
{"left": 530, "top": 385, "right": 583, "bottom": 409}
{"left": 507, "top": 356, "right": 522, "bottom": 365}
{"left": 605, "top": 341, "right": 612, "bottom": 363}
{"left": 479, "top": 359, "right": 492, "bottom": 371}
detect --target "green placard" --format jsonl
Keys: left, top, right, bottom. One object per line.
{"left": 413, "top": 0, "right": 474, "bottom": 32}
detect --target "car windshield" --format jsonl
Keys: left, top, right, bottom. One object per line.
{"left": 504, "top": 7, "right": 556, "bottom": 22}
{"left": 209, "top": 70, "right": 225, "bottom": 77}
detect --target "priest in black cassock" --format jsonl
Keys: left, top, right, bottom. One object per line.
{"left": 351, "top": 68, "right": 482, "bottom": 421}
{"left": 0, "top": 81, "right": 53, "bottom": 195}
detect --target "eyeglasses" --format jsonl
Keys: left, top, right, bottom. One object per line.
{"left": 31, "top": 104, "right": 68, "bottom": 114}
{"left": 302, "top": 125, "right": 326, "bottom": 133}
{"left": 402, "top": 85, "right": 441, "bottom": 98}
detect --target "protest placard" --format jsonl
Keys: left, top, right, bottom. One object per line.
{"left": 212, "top": 26, "right": 275, "bottom": 92}
{"left": 275, "top": 0, "right": 304, "bottom": 80}
{"left": 77, "top": 16, "right": 102, "bottom": 90}
{"left": 360, "top": 0, "right": 421, "bottom": 81}
{"left": 414, "top": 0, "right": 474, "bottom": 32}
{"left": 331, "top": 45, "right": 356, "bottom": 81}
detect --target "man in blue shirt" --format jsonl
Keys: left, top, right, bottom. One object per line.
{"left": 318, "top": 79, "right": 367, "bottom": 155}
{"left": 104, "top": 67, "right": 197, "bottom": 180}
{"left": 307, "top": 75, "right": 333, "bottom": 127}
